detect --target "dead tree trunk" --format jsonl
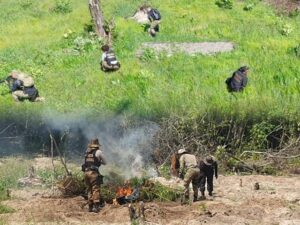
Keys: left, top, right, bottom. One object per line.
{"left": 88, "top": 0, "right": 107, "bottom": 38}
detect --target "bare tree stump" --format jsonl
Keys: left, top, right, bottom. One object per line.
{"left": 88, "top": 0, "right": 107, "bottom": 38}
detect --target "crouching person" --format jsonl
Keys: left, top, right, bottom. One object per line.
{"left": 100, "top": 45, "right": 120, "bottom": 72}
{"left": 141, "top": 6, "right": 161, "bottom": 37}
{"left": 9, "top": 70, "right": 44, "bottom": 102}
{"left": 82, "top": 138, "right": 106, "bottom": 213}
{"left": 178, "top": 148, "right": 200, "bottom": 204}
{"left": 199, "top": 156, "right": 218, "bottom": 200}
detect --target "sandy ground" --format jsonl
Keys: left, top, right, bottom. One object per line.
{"left": 0, "top": 174, "right": 299, "bottom": 225}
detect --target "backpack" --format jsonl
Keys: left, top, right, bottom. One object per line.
{"left": 105, "top": 50, "right": 119, "bottom": 66}
{"left": 149, "top": 9, "right": 161, "bottom": 20}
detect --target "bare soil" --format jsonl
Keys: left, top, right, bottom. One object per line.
{"left": 1, "top": 175, "right": 299, "bottom": 225}
{"left": 266, "top": 0, "right": 300, "bottom": 13}
{"left": 137, "top": 42, "right": 235, "bottom": 57}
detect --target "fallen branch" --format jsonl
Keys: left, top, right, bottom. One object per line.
{"left": 0, "top": 123, "right": 14, "bottom": 135}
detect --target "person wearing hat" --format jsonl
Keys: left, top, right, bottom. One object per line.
{"left": 178, "top": 148, "right": 200, "bottom": 203}
{"left": 82, "top": 138, "right": 107, "bottom": 213}
{"left": 6, "top": 70, "right": 44, "bottom": 102}
{"left": 100, "top": 45, "right": 120, "bottom": 72}
{"left": 198, "top": 156, "right": 218, "bottom": 199}
{"left": 225, "top": 66, "right": 250, "bottom": 92}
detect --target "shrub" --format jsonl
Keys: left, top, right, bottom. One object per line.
{"left": 215, "top": 0, "right": 233, "bottom": 9}
{"left": 52, "top": 0, "right": 72, "bottom": 14}
{"left": 280, "top": 23, "right": 293, "bottom": 36}
{"left": 244, "top": 3, "right": 254, "bottom": 11}
{"left": 0, "top": 204, "right": 15, "bottom": 214}
{"left": 289, "top": 9, "right": 300, "bottom": 18}
{"left": 19, "top": 0, "right": 33, "bottom": 9}
{"left": 294, "top": 44, "right": 300, "bottom": 57}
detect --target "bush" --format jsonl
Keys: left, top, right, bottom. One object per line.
{"left": 52, "top": 0, "right": 72, "bottom": 14}
{"left": 294, "top": 44, "right": 300, "bottom": 58}
{"left": 289, "top": 9, "right": 300, "bottom": 18}
{"left": 280, "top": 23, "right": 293, "bottom": 36}
{"left": 0, "top": 204, "right": 15, "bottom": 214}
{"left": 244, "top": 3, "right": 254, "bottom": 11}
{"left": 215, "top": 0, "right": 233, "bottom": 9}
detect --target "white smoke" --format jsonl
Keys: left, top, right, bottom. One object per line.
{"left": 43, "top": 112, "right": 159, "bottom": 179}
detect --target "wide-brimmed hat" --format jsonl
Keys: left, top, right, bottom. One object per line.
{"left": 204, "top": 156, "right": 214, "bottom": 165}
{"left": 88, "top": 138, "right": 101, "bottom": 148}
{"left": 177, "top": 148, "right": 187, "bottom": 154}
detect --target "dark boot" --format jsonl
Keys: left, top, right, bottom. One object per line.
{"left": 199, "top": 191, "right": 206, "bottom": 200}
{"left": 193, "top": 196, "right": 198, "bottom": 202}
{"left": 208, "top": 192, "right": 213, "bottom": 196}
{"left": 92, "top": 203, "right": 101, "bottom": 213}
{"left": 88, "top": 204, "right": 93, "bottom": 212}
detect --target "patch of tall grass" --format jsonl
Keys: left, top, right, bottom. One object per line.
{"left": 0, "top": 158, "right": 31, "bottom": 200}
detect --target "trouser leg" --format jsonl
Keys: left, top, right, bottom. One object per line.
{"left": 199, "top": 175, "right": 206, "bottom": 195}
{"left": 207, "top": 174, "right": 214, "bottom": 195}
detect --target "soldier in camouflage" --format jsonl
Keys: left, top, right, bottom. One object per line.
{"left": 82, "top": 138, "right": 107, "bottom": 213}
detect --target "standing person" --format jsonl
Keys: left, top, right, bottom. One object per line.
{"left": 142, "top": 6, "right": 161, "bottom": 37}
{"left": 226, "top": 66, "right": 250, "bottom": 92}
{"left": 199, "top": 156, "right": 218, "bottom": 199}
{"left": 100, "top": 45, "right": 120, "bottom": 72}
{"left": 82, "top": 138, "right": 107, "bottom": 213}
{"left": 8, "top": 70, "right": 44, "bottom": 102}
{"left": 178, "top": 148, "right": 200, "bottom": 203}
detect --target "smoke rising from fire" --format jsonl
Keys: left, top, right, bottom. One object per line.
{"left": 44, "top": 113, "right": 160, "bottom": 179}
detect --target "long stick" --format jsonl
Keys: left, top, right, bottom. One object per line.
{"left": 48, "top": 129, "right": 70, "bottom": 176}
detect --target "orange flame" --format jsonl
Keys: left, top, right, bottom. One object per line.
{"left": 116, "top": 186, "right": 133, "bottom": 198}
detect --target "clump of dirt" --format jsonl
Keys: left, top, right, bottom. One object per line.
{"left": 0, "top": 175, "right": 299, "bottom": 225}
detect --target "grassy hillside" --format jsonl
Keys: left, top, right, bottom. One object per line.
{"left": 0, "top": 0, "right": 299, "bottom": 119}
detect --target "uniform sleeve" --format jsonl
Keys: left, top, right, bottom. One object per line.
{"left": 214, "top": 161, "right": 218, "bottom": 177}
{"left": 95, "top": 150, "right": 107, "bottom": 165}
{"left": 179, "top": 155, "right": 185, "bottom": 175}
{"left": 241, "top": 76, "right": 248, "bottom": 89}
{"left": 11, "top": 80, "right": 22, "bottom": 92}
{"left": 101, "top": 53, "right": 106, "bottom": 61}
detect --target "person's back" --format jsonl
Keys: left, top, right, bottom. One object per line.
{"left": 226, "top": 66, "right": 249, "bottom": 92}
{"left": 100, "top": 45, "right": 120, "bottom": 71}
{"left": 9, "top": 70, "right": 43, "bottom": 102}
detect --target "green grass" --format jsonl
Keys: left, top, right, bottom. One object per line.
{"left": 0, "top": 0, "right": 299, "bottom": 119}
{"left": 0, "top": 158, "right": 31, "bottom": 200}
{"left": 0, "top": 204, "right": 15, "bottom": 214}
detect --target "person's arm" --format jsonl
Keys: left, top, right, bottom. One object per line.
{"left": 179, "top": 155, "right": 185, "bottom": 178}
{"left": 96, "top": 150, "right": 107, "bottom": 165}
{"left": 101, "top": 53, "right": 106, "bottom": 62}
{"left": 214, "top": 161, "right": 218, "bottom": 179}
{"left": 11, "top": 80, "right": 22, "bottom": 92}
{"left": 241, "top": 76, "right": 248, "bottom": 90}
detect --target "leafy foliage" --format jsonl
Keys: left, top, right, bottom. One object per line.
{"left": 244, "top": 3, "right": 255, "bottom": 11}
{"left": 215, "top": 0, "right": 233, "bottom": 9}
{"left": 294, "top": 44, "right": 300, "bottom": 58}
{"left": 0, "top": 204, "right": 15, "bottom": 214}
{"left": 52, "top": 0, "right": 72, "bottom": 14}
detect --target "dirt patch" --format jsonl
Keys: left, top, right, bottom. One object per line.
{"left": 137, "top": 42, "right": 235, "bottom": 57}
{"left": 266, "top": 0, "right": 300, "bottom": 13}
{"left": 0, "top": 175, "right": 299, "bottom": 225}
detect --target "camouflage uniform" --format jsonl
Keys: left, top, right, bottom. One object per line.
{"left": 9, "top": 71, "right": 43, "bottom": 102}
{"left": 83, "top": 139, "right": 106, "bottom": 212}
{"left": 178, "top": 149, "right": 200, "bottom": 202}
